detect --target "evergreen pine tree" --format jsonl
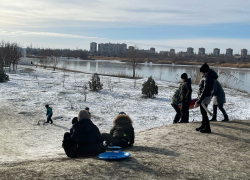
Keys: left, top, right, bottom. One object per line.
{"left": 89, "top": 73, "right": 103, "bottom": 91}
{"left": 142, "top": 76, "right": 158, "bottom": 98}
{"left": 0, "top": 56, "right": 9, "bottom": 82}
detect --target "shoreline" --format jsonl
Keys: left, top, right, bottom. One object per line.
{"left": 91, "top": 56, "right": 250, "bottom": 69}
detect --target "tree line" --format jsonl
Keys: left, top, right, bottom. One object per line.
{"left": 26, "top": 47, "right": 89, "bottom": 59}
{"left": 0, "top": 41, "right": 21, "bottom": 72}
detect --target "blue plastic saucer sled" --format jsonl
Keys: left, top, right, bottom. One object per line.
{"left": 98, "top": 150, "right": 131, "bottom": 160}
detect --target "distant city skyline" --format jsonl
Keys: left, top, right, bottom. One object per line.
{"left": 1, "top": 0, "right": 250, "bottom": 53}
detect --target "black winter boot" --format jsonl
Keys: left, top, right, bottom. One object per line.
{"left": 200, "top": 122, "right": 211, "bottom": 133}
{"left": 209, "top": 116, "right": 217, "bottom": 121}
{"left": 195, "top": 121, "right": 205, "bottom": 131}
{"left": 221, "top": 118, "right": 229, "bottom": 122}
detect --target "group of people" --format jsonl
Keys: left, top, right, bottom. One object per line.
{"left": 171, "top": 63, "right": 229, "bottom": 133}
{"left": 62, "top": 108, "right": 134, "bottom": 158}
{"left": 45, "top": 62, "right": 228, "bottom": 158}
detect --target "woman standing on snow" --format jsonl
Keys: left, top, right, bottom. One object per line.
{"left": 102, "top": 112, "right": 135, "bottom": 148}
{"left": 210, "top": 80, "right": 229, "bottom": 122}
{"left": 196, "top": 63, "right": 218, "bottom": 133}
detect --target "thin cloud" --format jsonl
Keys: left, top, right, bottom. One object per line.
{"left": 0, "top": 29, "right": 107, "bottom": 40}
{"left": 1, "top": 0, "right": 250, "bottom": 27}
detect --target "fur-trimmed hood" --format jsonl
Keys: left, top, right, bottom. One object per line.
{"left": 113, "top": 114, "right": 133, "bottom": 125}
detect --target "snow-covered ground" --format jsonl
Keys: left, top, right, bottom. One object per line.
{"left": 0, "top": 65, "right": 250, "bottom": 163}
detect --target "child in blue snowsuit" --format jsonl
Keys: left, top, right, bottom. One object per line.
{"left": 45, "top": 105, "right": 53, "bottom": 124}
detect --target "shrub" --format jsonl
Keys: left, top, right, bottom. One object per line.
{"left": 142, "top": 76, "right": 158, "bottom": 98}
{"left": 89, "top": 73, "right": 103, "bottom": 91}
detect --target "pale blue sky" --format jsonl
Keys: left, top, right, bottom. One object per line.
{"left": 0, "top": 0, "right": 250, "bottom": 53}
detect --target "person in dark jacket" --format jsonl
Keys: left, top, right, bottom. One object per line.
{"left": 210, "top": 80, "right": 229, "bottom": 122}
{"left": 178, "top": 73, "right": 192, "bottom": 123}
{"left": 171, "top": 83, "right": 182, "bottom": 124}
{"left": 102, "top": 112, "right": 135, "bottom": 148}
{"left": 69, "top": 117, "right": 78, "bottom": 135}
{"left": 196, "top": 63, "right": 218, "bottom": 133}
{"left": 45, "top": 104, "right": 53, "bottom": 124}
{"left": 62, "top": 110, "right": 106, "bottom": 158}
{"left": 85, "top": 107, "right": 91, "bottom": 119}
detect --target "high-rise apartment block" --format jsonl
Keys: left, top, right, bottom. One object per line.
{"left": 198, "top": 48, "right": 205, "bottom": 55}
{"left": 128, "top": 46, "right": 135, "bottom": 50}
{"left": 170, "top": 49, "right": 175, "bottom": 54}
{"left": 89, "top": 42, "right": 97, "bottom": 55}
{"left": 241, "top": 49, "right": 248, "bottom": 57}
{"left": 187, "top": 47, "right": 194, "bottom": 55}
{"left": 213, "top": 48, "right": 220, "bottom": 57}
{"left": 98, "top": 43, "right": 127, "bottom": 56}
{"left": 226, "top": 48, "right": 233, "bottom": 57}
{"left": 150, "top": 47, "right": 155, "bottom": 53}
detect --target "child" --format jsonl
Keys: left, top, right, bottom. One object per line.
{"left": 70, "top": 117, "right": 78, "bottom": 135}
{"left": 179, "top": 73, "right": 192, "bottom": 123}
{"left": 171, "top": 84, "right": 181, "bottom": 124}
{"left": 45, "top": 104, "right": 53, "bottom": 124}
{"left": 102, "top": 112, "right": 134, "bottom": 148}
{"left": 85, "top": 107, "right": 91, "bottom": 119}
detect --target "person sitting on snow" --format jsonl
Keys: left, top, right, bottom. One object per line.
{"left": 45, "top": 104, "right": 53, "bottom": 124}
{"left": 171, "top": 83, "right": 182, "bottom": 124}
{"left": 70, "top": 117, "right": 78, "bottom": 135}
{"left": 101, "top": 112, "right": 135, "bottom": 148}
{"left": 62, "top": 110, "right": 106, "bottom": 158}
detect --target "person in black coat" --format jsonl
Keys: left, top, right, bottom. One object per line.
{"left": 102, "top": 112, "right": 135, "bottom": 148}
{"left": 179, "top": 73, "right": 192, "bottom": 123}
{"left": 196, "top": 63, "right": 218, "bottom": 133}
{"left": 210, "top": 80, "right": 229, "bottom": 122}
{"left": 62, "top": 110, "right": 106, "bottom": 158}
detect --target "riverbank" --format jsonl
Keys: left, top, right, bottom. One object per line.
{"left": 92, "top": 56, "right": 250, "bottom": 69}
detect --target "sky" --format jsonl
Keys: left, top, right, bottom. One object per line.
{"left": 0, "top": 0, "right": 250, "bottom": 53}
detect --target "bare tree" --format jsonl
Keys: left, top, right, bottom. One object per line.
{"left": 62, "top": 74, "right": 66, "bottom": 87}
{"left": 82, "top": 83, "right": 88, "bottom": 101}
{"left": 107, "top": 78, "right": 114, "bottom": 92}
{"left": 126, "top": 45, "right": 143, "bottom": 78}
{"left": 62, "top": 60, "right": 69, "bottom": 70}
{"left": 61, "top": 60, "right": 69, "bottom": 87}
{"left": 40, "top": 49, "right": 49, "bottom": 68}
{"left": 1, "top": 41, "right": 21, "bottom": 71}
{"left": 50, "top": 50, "right": 60, "bottom": 71}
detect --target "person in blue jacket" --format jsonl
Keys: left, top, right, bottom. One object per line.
{"left": 45, "top": 104, "right": 53, "bottom": 124}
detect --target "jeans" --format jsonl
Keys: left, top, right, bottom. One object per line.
{"left": 200, "top": 104, "right": 211, "bottom": 130}
{"left": 180, "top": 102, "right": 190, "bottom": 122}
{"left": 213, "top": 104, "right": 228, "bottom": 119}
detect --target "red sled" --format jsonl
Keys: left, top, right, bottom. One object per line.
{"left": 178, "top": 98, "right": 200, "bottom": 109}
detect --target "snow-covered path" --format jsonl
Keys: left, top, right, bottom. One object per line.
{"left": 0, "top": 65, "right": 249, "bottom": 163}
